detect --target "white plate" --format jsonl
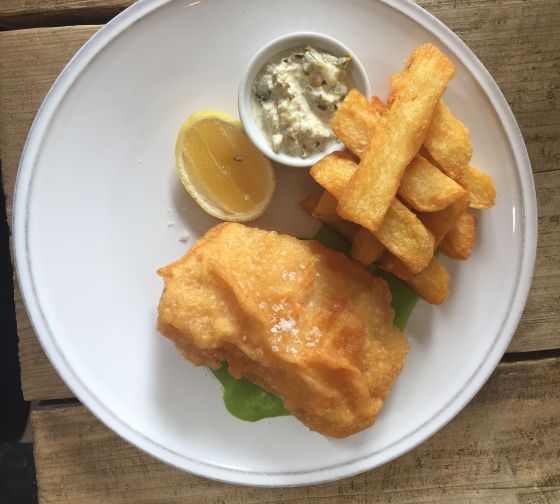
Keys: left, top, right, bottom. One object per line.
{"left": 14, "top": 0, "right": 536, "bottom": 487}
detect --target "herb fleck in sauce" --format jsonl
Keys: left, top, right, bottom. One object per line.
{"left": 252, "top": 46, "right": 352, "bottom": 158}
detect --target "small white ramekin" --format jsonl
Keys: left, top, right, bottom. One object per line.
{"left": 238, "top": 32, "right": 371, "bottom": 168}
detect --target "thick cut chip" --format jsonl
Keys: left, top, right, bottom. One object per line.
{"left": 332, "top": 91, "right": 465, "bottom": 212}
{"left": 337, "top": 44, "right": 456, "bottom": 231}
{"left": 312, "top": 192, "right": 359, "bottom": 241}
{"left": 157, "top": 223, "right": 408, "bottom": 438}
{"left": 299, "top": 194, "right": 321, "bottom": 216}
{"left": 423, "top": 101, "right": 472, "bottom": 180}
{"left": 418, "top": 193, "right": 469, "bottom": 247}
{"left": 460, "top": 166, "right": 497, "bottom": 209}
{"left": 351, "top": 227, "right": 386, "bottom": 266}
{"left": 311, "top": 153, "right": 434, "bottom": 273}
{"left": 399, "top": 155, "right": 467, "bottom": 212}
{"left": 373, "top": 199, "right": 435, "bottom": 274}
{"left": 310, "top": 151, "right": 357, "bottom": 197}
{"left": 301, "top": 187, "right": 384, "bottom": 266}
{"left": 378, "top": 252, "right": 416, "bottom": 280}
{"left": 404, "top": 257, "right": 450, "bottom": 305}
{"left": 331, "top": 90, "right": 383, "bottom": 158}
{"left": 370, "top": 96, "right": 386, "bottom": 114}
{"left": 300, "top": 192, "right": 358, "bottom": 241}
{"left": 439, "top": 211, "right": 478, "bottom": 260}
{"left": 380, "top": 255, "right": 450, "bottom": 305}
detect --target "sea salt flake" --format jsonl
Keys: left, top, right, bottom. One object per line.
{"left": 282, "top": 271, "right": 297, "bottom": 282}
{"left": 258, "top": 301, "right": 267, "bottom": 310}
{"left": 271, "top": 345, "right": 279, "bottom": 353}
{"left": 271, "top": 317, "right": 297, "bottom": 334}
{"left": 310, "top": 326, "right": 322, "bottom": 337}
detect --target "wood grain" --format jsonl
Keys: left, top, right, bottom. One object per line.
{"left": 15, "top": 283, "right": 72, "bottom": 399}
{"left": 0, "top": 0, "right": 133, "bottom": 28}
{"left": 0, "top": 26, "right": 99, "bottom": 400}
{"left": 0, "top": 0, "right": 558, "bottom": 402}
{"left": 32, "top": 357, "right": 560, "bottom": 503}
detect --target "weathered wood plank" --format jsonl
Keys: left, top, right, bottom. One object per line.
{"left": 0, "top": 26, "right": 99, "bottom": 400}
{"left": 0, "top": 0, "right": 559, "bottom": 401}
{"left": 32, "top": 358, "right": 560, "bottom": 503}
{"left": 0, "top": 0, "right": 133, "bottom": 29}
{"left": 15, "top": 283, "right": 71, "bottom": 398}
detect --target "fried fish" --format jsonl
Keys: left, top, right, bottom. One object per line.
{"left": 157, "top": 223, "right": 408, "bottom": 437}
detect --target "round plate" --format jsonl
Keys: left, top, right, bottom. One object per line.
{"left": 14, "top": 0, "right": 536, "bottom": 487}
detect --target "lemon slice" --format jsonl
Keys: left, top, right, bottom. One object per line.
{"left": 175, "top": 111, "right": 275, "bottom": 222}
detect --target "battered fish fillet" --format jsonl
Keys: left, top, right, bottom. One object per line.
{"left": 157, "top": 223, "right": 408, "bottom": 438}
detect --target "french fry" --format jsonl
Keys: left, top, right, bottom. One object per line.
{"left": 378, "top": 252, "right": 416, "bottom": 280}
{"left": 299, "top": 194, "right": 321, "bottom": 216}
{"left": 418, "top": 193, "right": 469, "bottom": 247}
{"left": 312, "top": 192, "right": 359, "bottom": 241}
{"left": 310, "top": 151, "right": 357, "bottom": 198}
{"left": 460, "top": 166, "right": 496, "bottom": 209}
{"left": 380, "top": 255, "right": 450, "bottom": 305}
{"left": 299, "top": 192, "right": 359, "bottom": 241}
{"left": 313, "top": 44, "right": 493, "bottom": 306}
{"left": 331, "top": 90, "right": 382, "bottom": 158}
{"left": 337, "top": 44, "right": 456, "bottom": 231}
{"left": 380, "top": 254, "right": 450, "bottom": 304}
{"left": 439, "top": 211, "right": 477, "bottom": 260}
{"left": 371, "top": 198, "right": 435, "bottom": 274}
{"left": 423, "top": 101, "right": 472, "bottom": 180}
{"left": 333, "top": 92, "right": 466, "bottom": 211}
{"left": 399, "top": 155, "right": 467, "bottom": 212}
{"left": 351, "top": 227, "right": 385, "bottom": 266}
{"left": 338, "top": 94, "right": 472, "bottom": 189}
{"left": 300, "top": 190, "right": 385, "bottom": 266}
{"left": 370, "top": 96, "right": 386, "bottom": 115}
{"left": 405, "top": 257, "right": 450, "bottom": 305}
{"left": 311, "top": 153, "right": 435, "bottom": 273}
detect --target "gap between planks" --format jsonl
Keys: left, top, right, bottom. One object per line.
{"left": 0, "top": 0, "right": 133, "bottom": 29}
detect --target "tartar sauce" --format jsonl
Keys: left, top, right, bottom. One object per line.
{"left": 252, "top": 46, "right": 352, "bottom": 158}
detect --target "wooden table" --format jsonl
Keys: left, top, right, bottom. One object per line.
{"left": 1, "top": 1, "right": 559, "bottom": 502}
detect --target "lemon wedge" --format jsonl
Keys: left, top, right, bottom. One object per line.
{"left": 175, "top": 111, "right": 275, "bottom": 222}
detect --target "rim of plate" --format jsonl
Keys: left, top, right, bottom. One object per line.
{"left": 13, "top": 0, "right": 537, "bottom": 487}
